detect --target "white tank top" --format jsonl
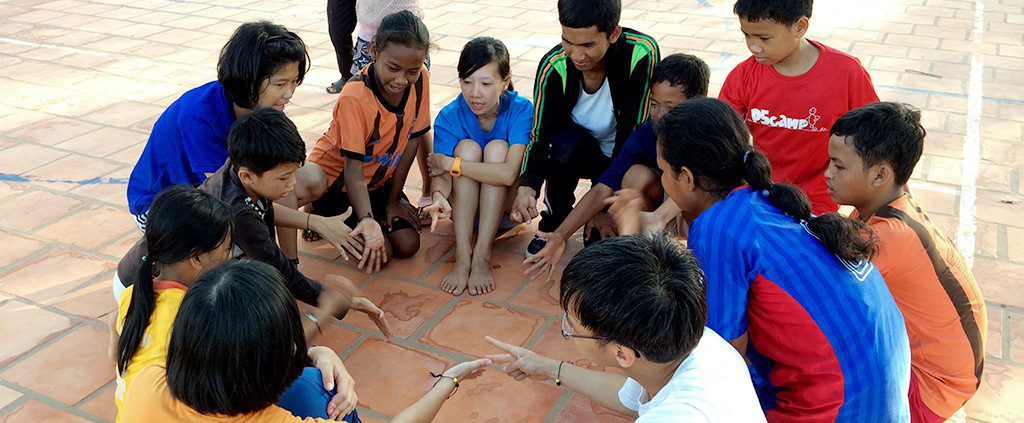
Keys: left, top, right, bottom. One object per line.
{"left": 571, "top": 78, "right": 617, "bottom": 157}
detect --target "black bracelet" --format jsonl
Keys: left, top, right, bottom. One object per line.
{"left": 429, "top": 371, "right": 459, "bottom": 398}
{"left": 360, "top": 213, "right": 374, "bottom": 222}
{"left": 304, "top": 212, "right": 312, "bottom": 234}
{"left": 555, "top": 361, "right": 566, "bottom": 386}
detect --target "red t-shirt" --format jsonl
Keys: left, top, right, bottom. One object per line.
{"left": 719, "top": 40, "right": 879, "bottom": 214}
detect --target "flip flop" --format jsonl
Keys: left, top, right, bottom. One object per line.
{"left": 325, "top": 77, "right": 346, "bottom": 94}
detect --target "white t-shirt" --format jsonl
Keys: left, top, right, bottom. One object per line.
{"left": 571, "top": 78, "right": 617, "bottom": 157}
{"left": 618, "top": 328, "right": 766, "bottom": 422}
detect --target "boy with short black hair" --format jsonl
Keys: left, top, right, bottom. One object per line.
{"left": 525, "top": 54, "right": 709, "bottom": 280}
{"left": 720, "top": 0, "right": 879, "bottom": 214}
{"left": 826, "top": 102, "right": 987, "bottom": 423}
{"left": 512, "top": 0, "right": 660, "bottom": 257}
{"left": 488, "top": 235, "right": 764, "bottom": 422}
{"left": 117, "top": 108, "right": 390, "bottom": 338}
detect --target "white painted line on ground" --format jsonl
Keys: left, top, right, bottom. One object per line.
{"left": 0, "top": 37, "right": 110, "bottom": 57}
{"left": 955, "top": 0, "right": 985, "bottom": 267}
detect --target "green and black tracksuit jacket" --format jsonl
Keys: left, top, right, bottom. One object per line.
{"left": 520, "top": 28, "right": 660, "bottom": 193}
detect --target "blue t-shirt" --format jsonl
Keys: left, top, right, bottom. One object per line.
{"left": 433, "top": 90, "right": 533, "bottom": 156}
{"left": 688, "top": 188, "right": 910, "bottom": 422}
{"left": 126, "top": 81, "right": 236, "bottom": 215}
{"left": 595, "top": 121, "right": 656, "bottom": 191}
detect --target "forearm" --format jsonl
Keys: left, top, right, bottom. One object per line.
{"left": 430, "top": 173, "right": 452, "bottom": 199}
{"left": 391, "top": 378, "right": 458, "bottom": 423}
{"left": 539, "top": 359, "right": 635, "bottom": 416}
{"left": 653, "top": 200, "right": 680, "bottom": 226}
{"left": 389, "top": 137, "right": 421, "bottom": 202}
{"left": 553, "top": 184, "right": 613, "bottom": 241}
{"left": 459, "top": 160, "right": 519, "bottom": 186}
{"left": 344, "top": 158, "right": 374, "bottom": 218}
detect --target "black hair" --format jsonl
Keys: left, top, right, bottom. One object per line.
{"left": 458, "top": 37, "right": 515, "bottom": 91}
{"left": 734, "top": 0, "right": 813, "bottom": 26}
{"left": 372, "top": 10, "right": 432, "bottom": 56}
{"left": 167, "top": 260, "right": 308, "bottom": 416}
{"left": 656, "top": 98, "right": 876, "bottom": 262}
{"left": 217, "top": 21, "right": 310, "bottom": 109}
{"left": 227, "top": 107, "right": 305, "bottom": 175}
{"left": 117, "top": 186, "right": 232, "bottom": 375}
{"left": 560, "top": 234, "right": 707, "bottom": 363}
{"left": 652, "top": 53, "right": 710, "bottom": 99}
{"left": 558, "top": 0, "right": 621, "bottom": 34}
{"left": 831, "top": 102, "right": 926, "bottom": 186}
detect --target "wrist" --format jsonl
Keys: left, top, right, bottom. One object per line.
{"left": 541, "top": 357, "right": 562, "bottom": 379}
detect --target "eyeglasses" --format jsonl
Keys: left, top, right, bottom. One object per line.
{"left": 561, "top": 312, "right": 608, "bottom": 341}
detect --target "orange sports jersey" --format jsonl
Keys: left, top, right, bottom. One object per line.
{"left": 865, "top": 194, "right": 987, "bottom": 418}
{"left": 308, "top": 63, "right": 431, "bottom": 190}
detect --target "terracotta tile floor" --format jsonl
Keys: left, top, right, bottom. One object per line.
{"left": 1, "top": 0, "right": 1022, "bottom": 421}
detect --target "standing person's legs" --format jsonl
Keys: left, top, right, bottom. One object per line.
{"left": 467, "top": 140, "right": 510, "bottom": 295}
{"left": 278, "top": 367, "right": 361, "bottom": 422}
{"left": 441, "top": 140, "right": 482, "bottom": 295}
{"left": 326, "top": 0, "right": 357, "bottom": 92}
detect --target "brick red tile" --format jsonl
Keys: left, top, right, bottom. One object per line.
{"left": 0, "top": 231, "right": 46, "bottom": 268}
{"left": 98, "top": 233, "right": 141, "bottom": 258}
{"left": 1, "top": 325, "right": 115, "bottom": 405}
{"left": 295, "top": 256, "right": 369, "bottom": 287}
{"left": 530, "top": 323, "right": 615, "bottom": 373}
{"left": 54, "top": 127, "right": 146, "bottom": 158}
{"left": 343, "top": 338, "right": 454, "bottom": 416}
{"left": 77, "top": 101, "right": 165, "bottom": 128}
{"left": 510, "top": 268, "right": 563, "bottom": 315}
{"left": 0, "top": 247, "right": 114, "bottom": 303}
{"left": 0, "top": 400, "right": 90, "bottom": 423}
{"left": 380, "top": 234, "right": 453, "bottom": 281}
{"left": 35, "top": 204, "right": 135, "bottom": 250}
{"left": 52, "top": 279, "right": 117, "bottom": 320}
{"left": 560, "top": 394, "right": 633, "bottom": 422}
{"left": 433, "top": 367, "right": 562, "bottom": 422}
{"left": 25, "top": 154, "right": 121, "bottom": 192}
{"left": 0, "top": 301, "right": 74, "bottom": 367}
{"left": 421, "top": 298, "right": 545, "bottom": 357}
{"left": 8, "top": 118, "right": 102, "bottom": 146}
{"left": 76, "top": 385, "right": 116, "bottom": 421}
{"left": 344, "top": 277, "right": 453, "bottom": 339}
{"left": 0, "top": 190, "right": 84, "bottom": 231}
{"left": 0, "top": 143, "right": 70, "bottom": 175}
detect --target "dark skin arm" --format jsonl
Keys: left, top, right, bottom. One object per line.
{"left": 344, "top": 157, "right": 386, "bottom": 272}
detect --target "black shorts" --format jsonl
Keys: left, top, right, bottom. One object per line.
{"left": 310, "top": 177, "right": 415, "bottom": 233}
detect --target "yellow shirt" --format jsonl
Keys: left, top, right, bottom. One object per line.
{"left": 121, "top": 365, "right": 330, "bottom": 422}
{"left": 114, "top": 281, "right": 188, "bottom": 422}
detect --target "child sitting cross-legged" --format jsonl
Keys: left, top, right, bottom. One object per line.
{"left": 826, "top": 102, "right": 987, "bottom": 422}
{"left": 116, "top": 108, "right": 392, "bottom": 341}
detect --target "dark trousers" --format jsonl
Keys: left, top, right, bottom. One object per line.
{"left": 327, "top": 0, "right": 357, "bottom": 79}
{"left": 538, "top": 124, "right": 613, "bottom": 233}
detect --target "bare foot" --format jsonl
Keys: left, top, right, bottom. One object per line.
{"left": 441, "top": 262, "right": 470, "bottom": 296}
{"left": 467, "top": 260, "right": 495, "bottom": 296}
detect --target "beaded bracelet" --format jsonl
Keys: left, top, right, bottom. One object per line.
{"left": 429, "top": 372, "right": 460, "bottom": 398}
{"left": 555, "top": 361, "right": 566, "bottom": 386}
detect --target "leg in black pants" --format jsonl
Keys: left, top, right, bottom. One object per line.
{"left": 537, "top": 124, "right": 612, "bottom": 233}
{"left": 326, "top": 0, "right": 356, "bottom": 92}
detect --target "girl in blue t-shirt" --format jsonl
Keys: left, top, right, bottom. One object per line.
{"left": 424, "top": 37, "right": 534, "bottom": 296}
{"left": 126, "top": 21, "right": 310, "bottom": 229}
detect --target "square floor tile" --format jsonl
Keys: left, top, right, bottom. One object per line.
{"left": 52, "top": 278, "right": 116, "bottom": 320}
{"left": 0, "top": 247, "right": 114, "bottom": 303}
{"left": 54, "top": 127, "right": 146, "bottom": 158}
{"left": 530, "top": 323, "right": 615, "bottom": 373}
{"left": 0, "top": 301, "right": 74, "bottom": 367}
{"left": 76, "top": 385, "right": 116, "bottom": 422}
{"left": 343, "top": 338, "right": 454, "bottom": 416}
{"left": 510, "top": 269, "right": 563, "bottom": 316}
{"left": 432, "top": 367, "right": 563, "bottom": 423}
{"left": 0, "top": 143, "right": 69, "bottom": 175}
{"left": 380, "top": 234, "right": 453, "bottom": 281}
{"left": 296, "top": 256, "right": 369, "bottom": 287}
{"left": 0, "top": 190, "right": 84, "bottom": 231}
{"left": 77, "top": 101, "right": 164, "bottom": 128}
{"left": 35, "top": 204, "right": 135, "bottom": 250}
{"left": 0, "top": 231, "right": 46, "bottom": 269}
{"left": 1, "top": 325, "right": 115, "bottom": 405}
{"left": 8, "top": 117, "right": 102, "bottom": 146}
{"left": 98, "top": 232, "right": 141, "bottom": 258}
{"left": 67, "top": 168, "right": 129, "bottom": 206}
{"left": 344, "top": 277, "right": 453, "bottom": 339}
{"left": 965, "top": 361, "right": 1024, "bottom": 422}
{"left": 421, "top": 298, "right": 546, "bottom": 358}
{"left": 559, "top": 394, "right": 633, "bottom": 422}
{"left": 25, "top": 154, "right": 121, "bottom": 192}
{"left": 0, "top": 400, "right": 90, "bottom": 423}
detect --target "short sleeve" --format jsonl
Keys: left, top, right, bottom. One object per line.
{"left": 432, "top": 103, "right": 464, "bottom": 156}
{"left": 506, "top": 95, "right": 534, "bottom": 147}
{"left": 180, "top": 116, "right": 229, "bottom": 175}
{"left": 847, "top": 61, "right": 880, "bottom": 109}
{"left": 718, "top": 63, "right": 749, "bottom": 118}
{"left": 618, "top": 378, "right": 643, "bottom": 412}
{"left": 689, "top": 216, "right": 752, "bottom": 341}
{"left": 330, "top": 95, "right": 374, "bottom": 161}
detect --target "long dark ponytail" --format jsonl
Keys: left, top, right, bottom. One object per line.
{"left": 457, "top": 37, "right": 515, "bottom": 92}
{"left": 117, "top": 186, "right": 232, "bottom": 374}
{"left": 655, "top": 98, "right": 876, "bottom": 261}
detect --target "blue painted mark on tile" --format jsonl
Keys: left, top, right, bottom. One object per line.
{"left": 0, "top": 173, "right": 126, "bottom": 185}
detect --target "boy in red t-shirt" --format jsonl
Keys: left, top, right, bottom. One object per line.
{"left": 719, "top": 0, "right": 879, "bottom": 214}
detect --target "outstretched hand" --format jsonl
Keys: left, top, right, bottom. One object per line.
{"left": 351, "top": 296, "right": 392, "bottom": 338}
{"left": 442, "top": 358, "right": 492, "bottom": 381}
{"left": 484, "top": 336, "right": 556, "bottom": 381}
{"left": 522, "top": 231, "right": 563, "bottom": 282}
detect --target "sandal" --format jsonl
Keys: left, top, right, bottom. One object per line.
{"left": 325, "top": 77, "right": 346, "bottom": 94}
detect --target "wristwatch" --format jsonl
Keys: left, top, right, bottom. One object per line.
{"left": 449, "top": 157, "right": 463, "bottom": 179}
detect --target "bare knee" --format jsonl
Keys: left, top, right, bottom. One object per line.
{"left": 482, "top": 140, "right": 509, "bottom": 163}
{"left": 388, "top": 228, "right": 420, "bottom": 258}
{"left": 454, "top": 139, "right": 482, "bottom": 162}
{"left": 623, "top": 165, "right": 662, "bottom": 197}
{"left": 296, "top": 163, "right": 329, "bottom": 206}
